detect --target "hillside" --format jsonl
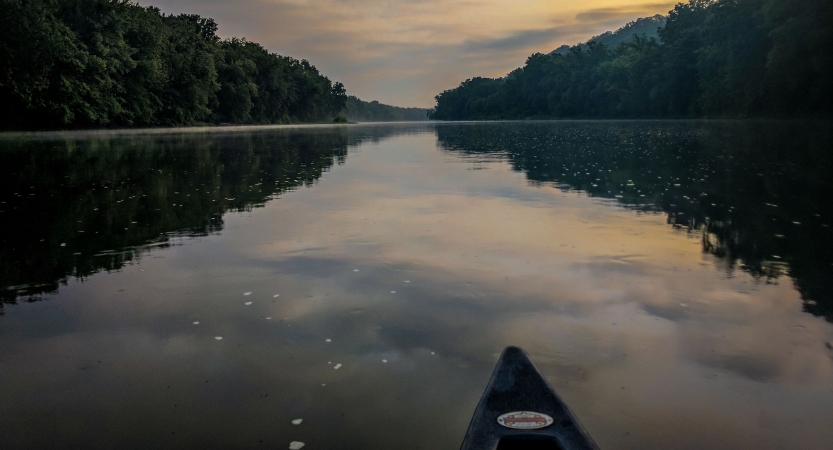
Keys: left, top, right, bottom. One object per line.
{"left": 342, "top": 96, "right": 428, "bottom": 122}
{"left": 551, "top": 15, "right": 667, "bottom": 55}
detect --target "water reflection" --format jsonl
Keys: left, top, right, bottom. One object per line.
{"left": 0, "top": 127, "right": 409, "bottom": 306}
{"left": 6, "top": 122, "right": 830, "bottom": 322}
{"left": 436, "top": 121, "right": 833, "bottom": 321}
{"left": 0, "top": 123, "right": 831, "bottom": 450}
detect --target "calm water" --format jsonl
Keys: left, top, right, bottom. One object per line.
{"left": 1, "top": 121, "right": 832, "bottom": 450}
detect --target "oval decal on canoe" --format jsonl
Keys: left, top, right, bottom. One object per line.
{"left": 497, "top": 411, "right": 554, "bottom": 430}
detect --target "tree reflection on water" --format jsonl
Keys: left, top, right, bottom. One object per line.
{"left": 436, "top": 120, "right": 833, "bottom": 321}
{"left": 0, "top": 127, "right": 377, "bottom": 306}
{"left": 2, "top": 121, "right": 831, "bottom": 324}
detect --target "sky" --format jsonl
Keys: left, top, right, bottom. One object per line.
{"left": 139, "top": 0, "right": 677, "bottom": 108}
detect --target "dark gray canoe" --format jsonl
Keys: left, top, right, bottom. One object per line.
{"left": 460, "top": 346, "right": 600, "bottom": 450}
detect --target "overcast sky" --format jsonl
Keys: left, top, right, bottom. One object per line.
{"left": 139, "top": 0, "right": 676, "bottom": 108}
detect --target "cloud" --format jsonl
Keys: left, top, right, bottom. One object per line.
{"left": 462, "top": 27, "right": 570, "bottom": 53}
{"left": 575, "top": 3, "right": 676, "bottom": 23}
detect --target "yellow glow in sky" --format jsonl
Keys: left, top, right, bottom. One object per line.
{"left": 141, "top": 0, "right": 676, "bottom": 107}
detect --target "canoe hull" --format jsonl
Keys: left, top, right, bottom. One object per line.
{"left": 460, "top": 346, "right": 599, "bottom": 450}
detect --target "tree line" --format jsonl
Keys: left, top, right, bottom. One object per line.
{"left": 0, "top": 0, "right": 347, "bottom": 130}
{"left": 343, "top": 96, "right": 428, "bottom": 122}
{"left": 429, "top": 0, "right": 832, "bottom": 120}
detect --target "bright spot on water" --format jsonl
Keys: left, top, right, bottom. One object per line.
{"left": 193, "top": 321, "right": 199, "bottom": 325}
{"left": 353, "top": 269, "right": 360, "bottom": 272}
{"left": 60, "top": 243, "right": 66, "bottom": 247}
{"left": 390, "top": 291, "right": 396, "bottom": 294}
{"left": 243, "top": 292, "right": 252, "bottom": 296}
{"left": 244, "top": 302, "right": 252, "bottom": 306}
{"left": 273, "top": 294, "right": 280, "bottom": 297}
{"left": 289, "top": 442, "right": 305, "bottom": 450}
{"left": 333, "top": 363, "right": 342, "bottom": 370}
{"left": 291, "top": 419, "right": 303, "bottom": 425}
{"left": 266, "top": 317, "right": 272, "bottom": 320}
{"left": 382, "top": 359, "right": 388, "bottom": 363}
{"left": 325, "top": 339, "right": 331, "bottom": 343}
{"left": 215, "top": 336, "right": 223, "bottom": 340}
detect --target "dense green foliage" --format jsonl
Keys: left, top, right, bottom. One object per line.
{"left": 0, "top": 0, "right": 347, "bottom": 130}
{"left": 342, "top": 96, "right": 428, "bottom": 122}
{"left": 429, "top": 0, "right": 833, "bottom": 119}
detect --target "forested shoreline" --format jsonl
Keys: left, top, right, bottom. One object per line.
{"left": 429, "top": 0, "right": 833, "bottom": 120}
{"left": 343, "top": 96, "right": 428, "bottom": 122}
{"left": 0, "top": 0, "right": 349, "bottom": 130}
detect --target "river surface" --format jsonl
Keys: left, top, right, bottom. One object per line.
{"left": 1, "top": 121, "right": 832, "bottom": 450}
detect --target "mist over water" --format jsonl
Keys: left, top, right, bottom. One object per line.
{"left": 1, "top": 121, "right": 831, "bottom": 450}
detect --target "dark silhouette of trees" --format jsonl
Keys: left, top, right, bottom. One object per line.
{"left": 0, "top": 0, "right": 347, "bottom": 130}
{"left": 429, "top": 0, "right": 833, "bottom": 120}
